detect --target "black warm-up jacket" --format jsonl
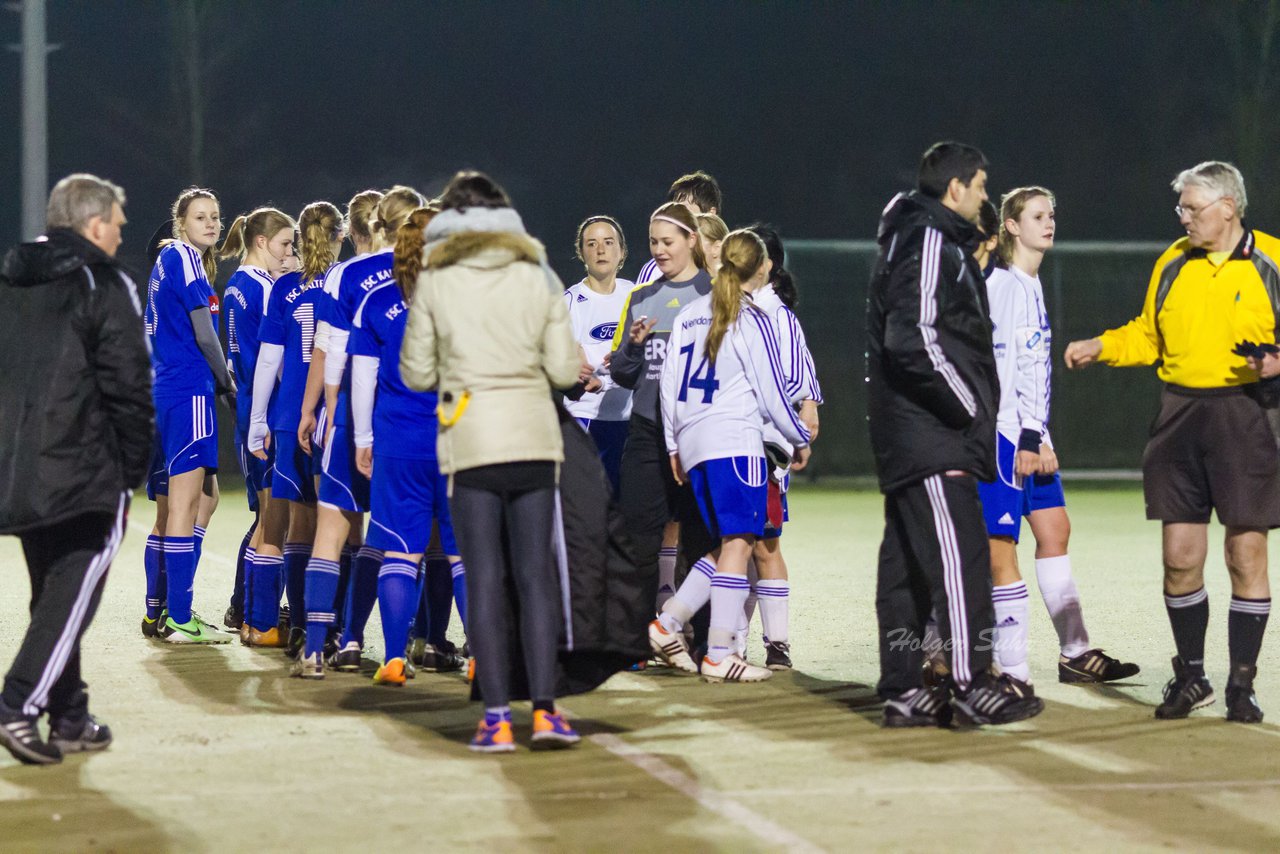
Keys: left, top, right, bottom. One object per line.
{"left": 865, "top": 191, "right": 999, "bottom": 493}
{"left": 0, "top": 229, "right": 154, "bottom": 533}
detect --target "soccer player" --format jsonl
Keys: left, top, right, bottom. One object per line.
{"left": 696, "top": 214, "right": 728, "bottom": 278}
{"left": 1065, "top": 161, "right": 1278, "bottom": 723}
{"left": 217, "top": 207, "right": 295, "bottom": 631}
{"left": 635, "top": 171, "right": 723, "bottom": 285}
{"left": 657, "top": 229, "right": 811, "bottom": 682}
{"left": 143, "top": 187, "right": 233, "bottom": 644}
{"left": 610, "top": 204, "right": 714, "bottom": 628}
{"left": 979, "top": 186, "right": 1138, "bottom": 689}
{"left": 563, "top": 215, "right": 635, "bottom": 495}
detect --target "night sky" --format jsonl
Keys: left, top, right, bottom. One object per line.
{"left": 2, "top": 1, "right": 1276, "bottom": 280}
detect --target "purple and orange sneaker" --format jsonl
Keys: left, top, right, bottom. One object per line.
{"left": 470, "top": 718, "right": 515, "bottom": 753}
{"left": 531, "top": 709, "right": 580, "bottom": 750}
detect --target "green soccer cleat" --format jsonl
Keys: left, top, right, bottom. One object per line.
{"left": 162, "top": 614, "right": 232, "bottom": 644}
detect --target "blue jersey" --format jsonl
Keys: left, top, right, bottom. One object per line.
{"left": 349, "top": 283, "right": 438, "bottom": 461}
{"left": 146, "top": 242, "right": 218, "bottom": 400}
{"left": 324, "top": 249, "right": 394, "bottom": 425}
{"left": 260, "top": 269, "right": 327, "bottom": 432}
{"left": 223, "top": 265, "right": 276, "bottom": 443}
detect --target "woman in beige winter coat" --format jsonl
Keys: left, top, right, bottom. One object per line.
{"left": 399, "top": 171, "right": 584, "bottom": 753}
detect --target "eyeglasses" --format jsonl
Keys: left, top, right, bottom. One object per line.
{"left": 1175, "top": 196, "right": 1226, "bottom": 219}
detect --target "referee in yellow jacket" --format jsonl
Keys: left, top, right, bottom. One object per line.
{"left": 1066, "top": 161, "right": 1275, "bottom": 724}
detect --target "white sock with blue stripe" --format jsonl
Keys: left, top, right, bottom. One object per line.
{"left": 756, "top": 579, "right": 789, "bottom": 643}
{"left": 659, "top": 557, "right": 716, "bottom": 634}
{"left": 657, "top": 546, "right": 678, "bottom": 610}
{"left": 708, "top": 572, "right": 752, "bottom": 664}
{"left": 993, "top": 581, "right": 1031, "bottom": 682}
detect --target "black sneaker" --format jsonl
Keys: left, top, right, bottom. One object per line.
{"left": 952, "top": 672, "right": 1044, "bottom": 726}
{"left": 1225, "top": 663, "right": 1264, "bottom": 724}
{"left": 284, "top": 626, "right": 306, "bottom": 660}
{"left": 328, "top": 641, "right": 364, "bottom": 672}
{"left": 0, "top": 702, "right": 61, "bottom": 765}
{"left": 419, "top": 641, "right": 465, "bottom": 672}
{"left": 223, "top": 604, "right": 243, "bottom": 631}
{"left": 49, "top": 714, "right": 113, "bottom": 753}
{"left": 323, "top": 627, "right": 342, "bottom": 661}
{"left": 1059, "top": 648, "right": 1141, "bottom": 684}
{"left": 882, "top": 684, "right": 954, "bottom": 728}
{"left": 764, "top": 641, "right": 792, "bottom": 671}
{"left": 1155, "top": 656, "right": 1215, "bottom": 719}
{"left": 141, "top": 614, "right": 160, "bottom": 640}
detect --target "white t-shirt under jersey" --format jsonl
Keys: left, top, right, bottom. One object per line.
{"left": 564, "top": 278, "right": 635, "bottom": 421}
{"left": 986, "top": 265, "right": 1051, "bottom": 443}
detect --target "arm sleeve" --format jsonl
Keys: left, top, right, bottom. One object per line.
{"left": 1012, "top": 278, "right": 1049, "bottom": 439}
{"left": 881, "top": 240, "right": 978, "bottom": 429}
{"left": 400, "top": 272, "right": 439, "bottom": 392}
{"left": 324, "top": 328, "right": 350, "bottom": 386}
{"left": 92, "top": 271, "right": 155, "bottom": 488}
{"left": 352, "top": 355, "right": 379, "bottom": 448}
{"left": 660, "top": 321, "right": 681, "bottom": 454}
{"left": 608, "top": 288, "right": 646, "bottom": 389}
{"left": 314, "top": 319, "right": 331, "bottom": 352}
{"left": 741, "top": 309, "right": 811, "bottom": 448}
{"left": 542, "top": 286, "right": 583, "bottom": 390}
{"left": 250, "top": 344, "right": 283, "bottom": 428}
{"left": 190, "top": 306, "right": 233, "bottom": 393}
{"left": 1097, "top": 259, "right": 1163, "bottom": 367}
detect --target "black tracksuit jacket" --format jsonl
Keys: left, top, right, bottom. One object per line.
{"left": 866, "top": 191, "right": 999, "bottom": 493}
{"left": 0, "top": 229, "right": 154, "bottom": 533}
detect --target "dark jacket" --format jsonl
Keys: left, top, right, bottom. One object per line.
{"left": 866, "top": 191, "right": 999, "bottom": 492}
{"left": 0, "top": 229, "right": 154, "bottom": 533}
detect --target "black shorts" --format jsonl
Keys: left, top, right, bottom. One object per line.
{"left": 1142, "top": 385, "right": 1280, "bottom": 527}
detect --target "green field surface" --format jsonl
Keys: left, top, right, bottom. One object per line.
{"left": 2, "top": 485, "right": 1278, "bottom": 852}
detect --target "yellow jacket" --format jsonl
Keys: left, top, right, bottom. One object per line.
{"left": 1098, "top": 229, "right": 1280, "bottom": 387}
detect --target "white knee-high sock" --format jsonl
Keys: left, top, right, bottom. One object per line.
{"left": 993, "top": 581, "right": 1031, "bottom": 682}
{"left": 756, "top": 579, "right": 789, "bottom": 643}
{"left": 1034, "top": 555, "right": 1090, "bottom": 658}
{"left": 659, "top": 557, "right": 715, "bottom": 634}
{"left": 657, "top": 546, "right": 678, "bottom": 610}
{"left": 708, "top": 572, "right": 751, "bottom": 664}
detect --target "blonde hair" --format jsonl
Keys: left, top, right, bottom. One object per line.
{"left": 297, "top": 201, "right": 343, "bottom": 284}
{"left": 218, "top": 207, "right": 295, "bottom": 262}
{"left": 169, "top": 187, "right": 220, "bottom": 281}
{"left": 371, "top": 185, "right": 425, "bottom": 251}
{"left": 393, "top": 204, "right": 441, "bottom": 304}
{"left": 696, "top": 212, "right": 729, "bottom": 244}
{"left": 998, "top": 186, "right": 1055, "bottom": 267}
{"left": 346, "top": 189, "right": 383, "bottom": 245}
{"left": 650, "top": 202, "right": 706, "bottom": 272}
{"left": 706, "top": 229, "right": 767, "bottom": 364}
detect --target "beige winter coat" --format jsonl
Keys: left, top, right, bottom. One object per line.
{"left": 399, "top": 230, "right": 581, "bottom": 475}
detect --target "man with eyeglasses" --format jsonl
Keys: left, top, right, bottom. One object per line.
{"left": 1065, "top": 161, "right": 1277, "bottom": 725}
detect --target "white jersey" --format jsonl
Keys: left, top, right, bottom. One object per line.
{"left": 636, "top": 258, "right": 660, "bottom": 286}
{"left": 661, "top": 294, "right": 810, "bottom": 470}
{"left": 752, "top": 283, "right": 823, "bottom": 457}
{"left": 563, "top": 278, "right": 634, "bottom": 421}
{"left": 986, "top": 265, "right": 1051, "bottom": 442}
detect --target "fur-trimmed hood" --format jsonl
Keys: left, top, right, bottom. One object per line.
{"left": 426, "top": 230, "right": 546, "bottom": 271}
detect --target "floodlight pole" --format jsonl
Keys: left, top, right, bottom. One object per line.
{"left": 8, "top": 0, "right": 51, "bottom": 240}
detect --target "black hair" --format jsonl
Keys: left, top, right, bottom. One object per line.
{"left": 746, "top": 222, "right": 797, "bottom": 309}
{"left": 667, "top": 170, "right": 722, "bottom": 214}
{"left": 917, "top": 141, "right": 988, "bottom": 199}
{"left": 977, "top": 199, "right": 999, "bottom": 240}
{"left": 439, "top": 170, "right": 512, "bottom": 211}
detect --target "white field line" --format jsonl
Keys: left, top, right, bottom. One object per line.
{"left": 1023, "top": 738, "right": 1148, "bottom": 774}
{"left": 127, "top": 520, "right": 236, "bottom": 567}
{"left": 719, "top": 778, "right": 1280, "bottom": 797}
{"left": 590, "top": 733, "right": 826, "bottom": 854}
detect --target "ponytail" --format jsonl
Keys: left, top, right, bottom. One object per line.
{"left": 219, "top": 215, "right": 249, "bottom": 261}
{"left": 370, "top": 185, "right": 425, "bottom": 251}
{"left": 297, "top": 201, "right": 343, "bottom": 284}
{"left": 393, "top": 205, "right": 440, "bottom": 304}
{"left": 706, "top": 230, "right": 767, "bottom": 364}
{"left": 217, "top": 207, "right": 295, "bottom": 263}
{"left": 746, "top": 223, "right": 798, "bottom": 309}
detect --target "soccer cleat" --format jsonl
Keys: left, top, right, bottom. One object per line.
{"left": 531, "top": 710, "right": 580, "bottom": 749}
{"left": 328, "top": 641, "right": 364, "bottom": 672}
{"left": 284, "top": 627, "right": 306, "bottom": 660}
{"left": 999, "top": 673, "right": 1037, "bottom": 700}
{"left": 648, "top": 620, "right": 698, "bottom": 673}
{"left": 882, "top": 684, "right": 954, "bottom": 728}
{"left": 239, "top": 622, "right": 251, "bottom": 645}
{"left": 1059, "top": 648, "right": 1141, "bottom": 684}
{"left": 469, "top": 719, "right": 515, "bottom": 753}
{"left": 245, "top": 626, "right": 287, "bottom": 648}
{"left": 141, "top": 615, "right": 160, "bottom": 640}
{"left": 291, "top": 652, "right": 325, "bottom": 680}
{"left": 408, "top": 637, "right": 428, "bottom": 666}
{"left": 323, "top": 628, "right": 342, "bottom": 661}
{"left": 700, "top": 653, "right": 772, "bottom": 683}
{"left": 0, "top": 702, "right": 61, "bottom": 765}
{"left": 764, "top": 640, "right": 793, "bottom": 671}
{"left": 373, "top": 658, "right": 408, "bottom": 686}
{"left": 416, "top": 641, "right": 466, "bottom": 673}
{"left": 951, "top": 672, "right": 1044, "bottom": 725}
{"left": 223, "top": 605, "right": 243, "bottom": 631}
{"left": 405, "top": 659, "right": 417, "bottom": 680}
{"left": 1225, "top": 663, "right": 1264, "bottom": 724}
{"left": 162, "top": 614, "right": 231, "bottom": 644}
{"left": 1155, "top": 656, "right": 1215, "bottom": 719}
{"left": 48, "top": 715, "right": 113, "bottom": 753}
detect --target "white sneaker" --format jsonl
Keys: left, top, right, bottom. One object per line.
{"left": 291, "top": 651, "right": 324, "bottom": 680}
{"left": 700, "top": 653, "right": 772, "bottom": 683}
{"left": 648, "top": 620, "right": 698, "bottom": 673}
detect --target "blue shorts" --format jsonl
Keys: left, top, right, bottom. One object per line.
{"left": 146, "top": 434, "right": 167, "bottom": 500}
{"left": 978, "top": 433, "right": 1068, "bottom": 541}
{"left": 156, "top": 395, "right": 218, "bottom": 478}
{"left": 366, "top": 454, "right": 457, "bottom": 555}
{"left": 688, "top": 456, "right": 769, "bottom": 539}
{"left": 319, "top": 421, "right": 371, "bottom": 512}
{"left": 238, "top": 442, "right": 274, "bottom": 512}
{"left": 271, "top": 430, "right": 317, "bottom": 504}
{"left": 578, "top": 418, "right": 628, "bottom": 496}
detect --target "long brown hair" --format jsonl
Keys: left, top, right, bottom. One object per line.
{"left": 297, "top": 202, "right": 343, "bottom": 284}
{"left": 169, "top": 187, "right": 220, "bottom": 281}
{"left": 393, "top": 204, "right": 441, "bottom": 304}
{"left": 706, "top": 229, "right": 767, "bottom": 364}
{"left": 650, "top": 202, "right": 706, "bottom": 272}
{"left": 218, "top": 207, "right": 294, "bottom": 262}
{"left": 370, "top": 185, "right": 425, "bottom": 251}
{"left": 997, "top": 186, "right": 1055, "bottom": 266}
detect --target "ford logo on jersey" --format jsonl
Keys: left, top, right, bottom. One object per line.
{"left": 590, "top": 322, "right": 617, "bottom": 342}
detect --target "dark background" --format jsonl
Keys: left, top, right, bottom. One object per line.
{"left": 3, "top": 1, "right": 1277, "bottom": 476}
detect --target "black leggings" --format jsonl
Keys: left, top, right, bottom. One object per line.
{"left": 450, "top": 464, "right": 561, "bottom": 709}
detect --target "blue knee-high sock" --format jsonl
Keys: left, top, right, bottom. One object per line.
{"left": 426, "top": 554, "right": 453, "bottom": 646}
{"left": 340, "top": 546, "right": 382, "bottom": 646}
{"left": 378, "top": 558, "right": 417, "bottom": 664}
{"left": 304, "top": 557, "right": 341, "bottom": 656}
{"left": 163, "top": 536, "right": 197, "bottom": 625}
{"left": 144, "top": 535, "right": 164, "bottom": 619}
{"left": 283, "top": 544, "right": 310, "bottom": 629}
{"left": 334, "top": 545, "right": 355, "bottom": 630}
{"left": 241, "top": 547, "right": 257, "bottom": 625}
{"left": 193, "top": 525, "right": 207, "bottom": 572}
{"left": 449, "top": 560, "right": 467, "bottom": 633}
{"left": 250, "top": 552, "right": 283, "bottom": 632}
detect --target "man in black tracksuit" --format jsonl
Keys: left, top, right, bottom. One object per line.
{"left": 0, "top": 174, "right": 154, "bottom": 764}
{"left": 867, "top": 143, "right": 1042, "bottom": 727}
